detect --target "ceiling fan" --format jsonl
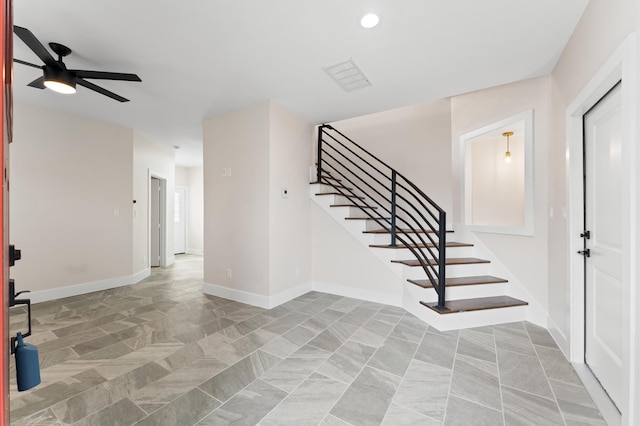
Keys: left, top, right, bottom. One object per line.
{"left": 13, "top": 25, "right": 141, "bottom": 102}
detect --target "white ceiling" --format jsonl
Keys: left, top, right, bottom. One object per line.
{"left": 12, "top": 1, "right": 589, "bottom": 167}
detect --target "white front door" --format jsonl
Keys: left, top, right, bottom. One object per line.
{"left": 174, "top": 187, "right": 187, "bottom": 254}
{"left": 583, "top": 82, "right": 624, "bottom": 409}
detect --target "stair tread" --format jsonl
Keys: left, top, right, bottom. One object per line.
{"left": 370, "top": 242, "right": 473, "bottom": 249}
{"left": 391, "top": 257, "right": 490, "bottom": 266}
{"left": 364, "top": 228, "right": 453, "bottom": 234}
{"left": 420, "top": 296, "right": 528, "bottom": 314}
{"left": 408, "top": 275, "right": 508, "bottom": 288}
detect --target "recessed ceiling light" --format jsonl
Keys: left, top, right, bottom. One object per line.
{"left": 360, "top": 13, "right": 379, "bottom": 29}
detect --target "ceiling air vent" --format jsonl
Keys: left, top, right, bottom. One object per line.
{"left": 324, "top": 59, "right": 372, "bottom": 92}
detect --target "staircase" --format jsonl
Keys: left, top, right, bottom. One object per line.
{"left": 312, "top": 125, "right": 528, "bottom": 330}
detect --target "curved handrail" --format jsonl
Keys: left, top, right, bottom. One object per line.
{"left": 316, "top": 124, "right": 448, "bottom": 310}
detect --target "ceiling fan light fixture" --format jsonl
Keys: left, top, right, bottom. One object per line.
{"left": 43, "top": 67, "right": 76, "bottom": 94}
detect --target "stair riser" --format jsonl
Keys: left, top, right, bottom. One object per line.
{"left": 369, "top": 233, "right": 453, "bottom": 245}
{"left": 331, "top": 195, "right": 359, "bottom": 205}
{"left": 370, "top": 246, "right": 475, "bottom": 260}
{"left": 417, "top": 283, "right": 507, "bottom": 302}
{"left": 402, "top": 263, "right": 492, "bottom": 280}
{"left": 348, "top": 207, "right": 378, "bottom": 218}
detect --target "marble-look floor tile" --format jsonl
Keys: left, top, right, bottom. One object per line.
{"left": 534, "top": 344, "right": 582, "bottom": 386}
{"left": 327, "top": 296, "right": 363, "bottom": 313}
{"left": 393, "top": 359, "right": 451, "bottom": 421}
{"left": 497, "top": 350, "right": 554, "bottom": 399}
{"left": 260, "top": 378, "right": 348, "bottom": 425}
{"left": 10, "top": 368, "right": 108, "bottom": 421}
{"left": 261, "top": 351, "right": 328, "bottom": 392}
{"left": 389, "top": 314, "right": 428, "bottom": 343}
{"left": 10, "top": 257, "right": 605, "bottom": 426}
{"left": 316, "top": 340, "right": 377, "bottom": 384}
{"left": 198, "top": 379, "right": 286, "bottom": 425}
{"left": 340, "top": 306, "right": 378, "bottom": 327}
{"left": 260, "top": 335, "right": 302, "bottom": 359}
{"left": 457, "top": 328, "right": 496, "bottom": 363}
{"left": 549, "top": 379, "right": 607, "bottom": 425}
{"left": 9, "top": 408, "right": 60, "bottom": 426}
{"left": 444, "top": 395, "right": 504, "bottom": 426}
{"left": 307, "top": 321, "right": 358, "bottom": 352}
{"left": 494, "top": 326, "right": 536, "bottom": 357}
{"left": 524, "top": 322, "right": 558, "bottom": 348}
{"left": 198, "top": 350, "right": 281, "bottom": 402}
{"left": 368, "top": 336, "right": 417, "bottom": 377}
{"left": 450, "top": 355, "right": 501, "bottom": 411}
{"left": 320, "top": 414, "right": 352, "bottom": 425}
{"left": 414, "top": 330, "right": 458, "bottom": 369}
{"left": 331, "top": 366, "right": 402, "bottom": 425}
{"left": 135, "top": 387, "right": 220, "bottom": 426}
{"left": 349, "top": 318, "right": 394, "bottom": 347}
{"left": 261, "top": 311, "right": 312, "bottom": 335}
{"left": 130, "top": 357, "right": 229, "bottom": 405}
{"left": 73, "top": 397, "right": 146, "bottom": 426}
{"left": 502, "top": 385, "right": 564, "bottom": 425}
{"left": 382, "top": 403, "right": 441, "bottom": 425}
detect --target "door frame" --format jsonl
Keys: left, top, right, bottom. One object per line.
{"left": 148, "top": 171, "right": 168, "bottom": 267}
{"left": 566, "top": 34, "right": 637, "bottom": 424}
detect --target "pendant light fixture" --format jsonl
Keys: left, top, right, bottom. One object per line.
{"left": 503, "top": 131, "right": 513, "bottom": 164}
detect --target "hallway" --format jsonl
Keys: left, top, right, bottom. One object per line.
{"left": 9, "top": 256, "right": 605, "bottom": 425}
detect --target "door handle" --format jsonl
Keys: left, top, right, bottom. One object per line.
{"left": 577, "top": 249, "right": 591, "bottom": 257}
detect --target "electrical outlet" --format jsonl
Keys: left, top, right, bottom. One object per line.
{"left": 142, "top": 255, "right": 146, "bottom": 264}
{"left": 226, "top": 269, "right": 232, "bottom": 279}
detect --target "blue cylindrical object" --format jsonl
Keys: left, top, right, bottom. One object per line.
{"left": 15, "top": 332, "right": 41, "bottom": 391}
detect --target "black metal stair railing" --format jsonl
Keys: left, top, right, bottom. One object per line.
{"left": 316, "top": 124, "right": 449, "bottom": 311}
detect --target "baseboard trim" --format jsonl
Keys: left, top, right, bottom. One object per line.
{"left": 186, "top": 248, "right": 204, "bottom": 256}
{"left": 29, "top": 268, "right": 151, "bottom": 304}
{"left": 201, "top": 281, "right": 313, "bottom": 309}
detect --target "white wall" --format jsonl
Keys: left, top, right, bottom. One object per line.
{"left": 203, "top": 102, "right": 271, "bottom": 297}
{"left": 450, "top": 76, "right": 551, "bottom": 314}
{"left": 10, "top": 102, "right": 134, "bottom": 295}
{"left": 311, "top": 203, "right": 403, "bottom": 302}
{"left": 330, "top": 98, "right": 453, "bottom": 216}
{"left": 202, "top": 101, "right": 312, "bottom": 305}
{"left": 268, "top": 103, "right": 313, "bottom": 295}
{"left": 187, "top": 166, "right": 204, "bottom": 254}
{"left": 133, "top": 132, "right": 175, "bottom": 273}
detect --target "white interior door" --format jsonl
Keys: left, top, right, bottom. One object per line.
{"left": 150, "top": 177, "right": 161, "bottom": 267}
{"left": 174, "top": 187, "right": 186, "bottom": 254}
{"left": 584, "top": 82, "right": 624, "bottom": 409}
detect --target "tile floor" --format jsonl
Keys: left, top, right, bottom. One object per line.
{"left": 9, "top": 255, "right": 606, "bottom": 425}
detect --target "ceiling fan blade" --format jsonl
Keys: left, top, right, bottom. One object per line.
{"left": 76, "top": 78, "right": 129, "bottom": 102}
{"left": 14, "top": 58, "right": 43, "bottom": 69}
{"left": 72, "top": 70, "right": 141, "bottom": 82}
{"left": 27, "top": 76, "right": 46, "bottom": 89}
{"left": 13, "top": 26, "right": 57, "bottom": 67}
